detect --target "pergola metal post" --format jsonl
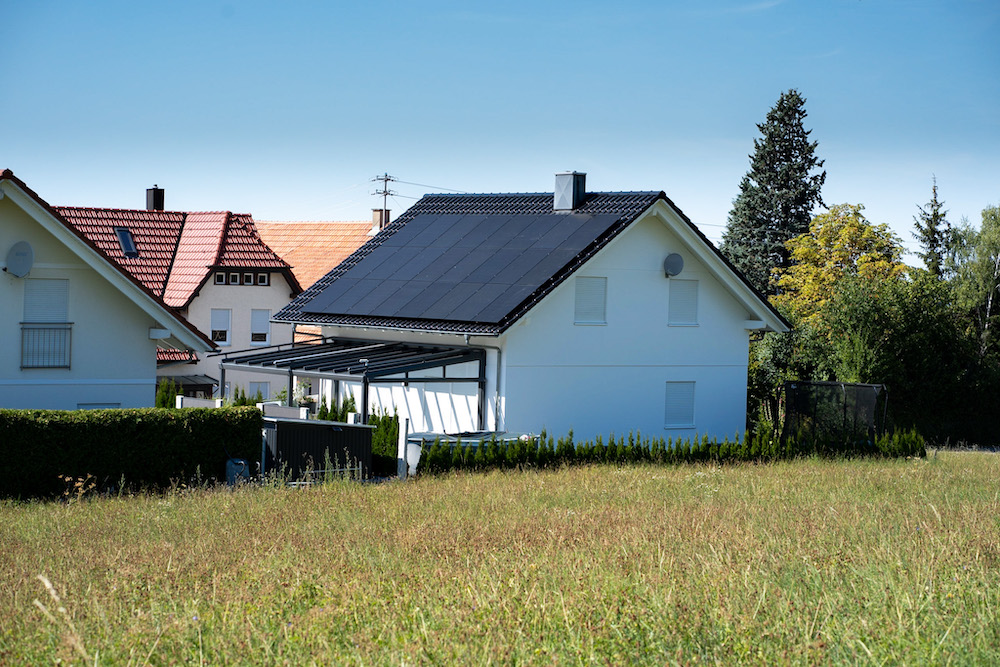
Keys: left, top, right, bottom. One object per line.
{"left": 361, "top": 376, "right": 370, "bottom": 424}
{"left": 477, "top": 353, "right": 487, "bottom": 430}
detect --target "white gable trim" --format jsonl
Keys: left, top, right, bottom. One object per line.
{"left": 0, "top": 179, "right": 213, "bottom": 352}
{"left": 644, "top": 200, "right": 788, "bottom": 333}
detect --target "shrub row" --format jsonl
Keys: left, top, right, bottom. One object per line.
{"left": 416, "top": 427, "right": 926, "bottom": 475}
{"left": 0, "top": 407, "right": 262, "bottom": 499}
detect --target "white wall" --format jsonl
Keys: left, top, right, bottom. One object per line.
{"left": 497, "top": 212, "right": 753, "bottom": 441}
{"left": 314, "top": 207, "right": 758, "bottom": 441}
{"left": 315, "top": 360, "right": 481, "bottom": 434}
{"left": 1, "top": 196, "right": 164, "bottom": 408}
{"left": 161, "top": 274, "right": 296, "bottom": 398}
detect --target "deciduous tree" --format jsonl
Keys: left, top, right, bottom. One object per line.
{"left": 772, "top": 203, "right": 906, "bottom": 326}
{"left": 949, "top": 205, "right": 1000, "bottom": 360}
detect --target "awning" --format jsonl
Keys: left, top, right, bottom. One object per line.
{"left": 216, "top": 338, "right": 487, "bottom": 425}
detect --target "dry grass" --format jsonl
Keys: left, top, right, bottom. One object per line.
{"left": 2, "top": 451, "right": 999, "bottom": 664}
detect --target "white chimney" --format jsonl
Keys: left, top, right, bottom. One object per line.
{"left": 554, "top": 172, "right": 586, "bottom": 211}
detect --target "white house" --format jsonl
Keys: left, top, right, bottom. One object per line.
{"left": 0, "top": 169, "right": 212, "bottom": 409}
{"left": 54, "top": 188, "right": 303, "bottom": 400}
{"left": 222, "top": 173, "right": 788, "bottom": 441}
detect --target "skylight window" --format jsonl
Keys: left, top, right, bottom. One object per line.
{"left": 114, "top": 227, "right": 138, "bottom": 258}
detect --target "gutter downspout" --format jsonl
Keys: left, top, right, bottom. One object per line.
{"left": 465, "top": 334, "right": 503, "bottom": 431}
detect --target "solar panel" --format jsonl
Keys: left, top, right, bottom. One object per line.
{"left": 304, "top": 211, "right": 626, "bottom": 324}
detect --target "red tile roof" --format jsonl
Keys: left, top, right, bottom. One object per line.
{"left": 255, "top": 220, "right": 371, "bottom": 290}
{"left": 0, "top": 169, "right": 213, "bottom": 350}
{"left": 53, "top": 207, "right": 300, "bottom": 309}
{"left": 157, "top": 348, "right": 199, "bottom": 365}
{"left": 57, "top": 208, "right": 185, "bottom": 297}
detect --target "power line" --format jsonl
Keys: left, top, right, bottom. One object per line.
{"left": 392, "top": 179, "right": 468, "bottom": 194}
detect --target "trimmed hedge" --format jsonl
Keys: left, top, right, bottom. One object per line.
{"left": 0, "top": 408, "right": 262, "bottom": 499}
{"left": 416, "top": 428, "right": 927, "bottom": 475}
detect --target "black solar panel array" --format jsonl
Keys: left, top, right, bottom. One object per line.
{"left": 275, "top": 191, "right": 668, "bottom": 333}
{"left": 305, "top": 212, "right": 621, "bottom": 324}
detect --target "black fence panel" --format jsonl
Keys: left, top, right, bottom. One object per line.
{"left": 783, "top": 381, "right": 888, "bottom": 446}
{"left": 262, "top": 418, "right": 373, "bottom": 480}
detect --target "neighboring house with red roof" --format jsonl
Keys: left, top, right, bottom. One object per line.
{"left": 255, "top": 217, "right": 375, "bottom": 291}
{"left": 0, "top": 170, "right": 212, "bottom": 409}
{"left": 53, "top": 188, "right": 303, "bottom": 400}
{"left": 223, "top": 172, "right": 789, "bottom": 441}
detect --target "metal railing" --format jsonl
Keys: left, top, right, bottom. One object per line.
{"left": 21, "top": 323, "right": 72, "bottom": 369}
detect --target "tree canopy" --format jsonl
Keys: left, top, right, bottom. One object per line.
{"left": 721, "top": 89, "right": 826, "bottom": 294}
{"left": 948, "top": 205, "right": 1000, "bottom": 359}
{"left": 913, "top": 177, "right": 950, "bottom": 277}
{"left": 771, "top": 203, "right": 906, "bottom": 326}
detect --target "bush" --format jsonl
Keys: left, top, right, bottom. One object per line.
{"left": 0, "top": 407, "right": 262, "bottom": 499}
{"left": 413, "top": 426, "right": 926, "bottom": 476}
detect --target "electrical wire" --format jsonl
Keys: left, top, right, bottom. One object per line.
{"left": 391, "top": 179, "right": 468, "bottom": 194}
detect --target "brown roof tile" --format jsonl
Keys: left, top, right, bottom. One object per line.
{"left": 53, "top": 208, "right": 299, "bottom": 309}
{"left": 256, "top": 220, "right": 371, "bottom": 291}
{"left": 55, "top": 207, "right": 185, "bottom": 297}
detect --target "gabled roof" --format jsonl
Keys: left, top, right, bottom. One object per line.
{"left": 53, "top": 208, "right": 301, "bottom": 309}
{"left": 256, "top": 220, "right": 371, "bottom": 290}
{"left": 275, "top": 188, "right": 789, "bottom": 336}
{"left": 275, "top": 191, "right": 666, "bottom": 335}
{"left": 0, "top": 169, "right": 213, "bottom": 352}
{"left": 56, "top": 208, "right": 185, "bottom": 297}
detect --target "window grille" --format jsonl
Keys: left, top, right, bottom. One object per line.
{"left": 21, "top": 323, "right": 72, "bottom": 368}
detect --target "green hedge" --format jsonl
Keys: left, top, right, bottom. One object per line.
{"left": 0, "top": 407, "right": 262, "bottom": 499}
{"left": 416, "top": 427, "right": 927, "bottom": 475}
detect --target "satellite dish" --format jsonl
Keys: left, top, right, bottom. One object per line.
{"left": 663, "top": 253, "right": 684, "bottom": 278}
{"left": 5, "top": 241, "right": 34, "bottom": 278}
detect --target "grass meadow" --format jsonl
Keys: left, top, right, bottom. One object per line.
{"left": 2, "top": 451, "right": 999, "bottom": 665}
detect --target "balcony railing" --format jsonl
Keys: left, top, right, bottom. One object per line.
{"left": 21, "top": 323, "right": 72, "bottom": 369}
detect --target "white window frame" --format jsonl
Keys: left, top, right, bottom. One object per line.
{"left": 668, "top": 279, "right": 699, "bottom": 326}
{"left": 256, "top": 272, "right": 270, "bottom": 286}
{"left": 211, "top": 308, "right": 231, "bottom": 346}
{"left": 574, "top": 276, "right": 607, "bottom": 325}
{"left": 214, "top": 272, "right": 226, "bottom": 285}
{"left": 664, "top": 381, "right": 696, "bottom": 429}
{"left": 228, "top": 272, "right": 240, "bottom": 285}
{"left": 251, "top": 309, "right": 270, "bottom": 345}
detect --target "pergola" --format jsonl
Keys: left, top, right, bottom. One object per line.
{"left": 216, "top": 338, "right": 487, "bottom": 426}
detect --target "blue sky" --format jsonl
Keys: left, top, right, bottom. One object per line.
{"left": 3, "top": 1, "right": 998, "bottom": 255}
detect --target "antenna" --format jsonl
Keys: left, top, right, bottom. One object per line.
{"left": 371, "top": 173, "right": 396, "bottom": 214}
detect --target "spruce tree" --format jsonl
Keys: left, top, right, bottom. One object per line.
{"left": 913, "top": 176, "right": 950, "bottom": 277}
{"left": 721, "top": 89, "right": 826, "bottom": 294}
